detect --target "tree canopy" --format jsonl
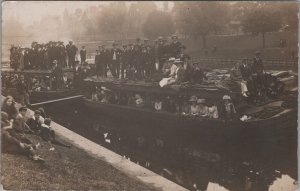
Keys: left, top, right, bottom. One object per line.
{"left": 241, "top": 3, "right": 282, "bottom": 48}
{"left": 142, "top": 10, "right": 175, "bottom": 39}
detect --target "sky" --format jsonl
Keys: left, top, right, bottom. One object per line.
{"left": 2, "top": 1, "right": 174, "bottom": 26}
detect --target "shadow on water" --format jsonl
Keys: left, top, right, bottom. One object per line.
{"left": 36, "top": 100, "right": 298, "bottom": 191}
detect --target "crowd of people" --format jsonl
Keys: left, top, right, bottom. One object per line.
{"left": 9, "top": 35, "right": 194, "bottom": 81}
{"left": 10, "top": 41, "right": 80, "bottom": 70}
{"left": 93, "top": 35, "right": 190, "bottom": 80}
{"left": 230, "top": 51, "right": 284, "bottom": 104}
{"left": 9, "top": 35, "right": 287, "bottom": 108}
{"left": 1, "top": 96, "right": 71, "bottom": 163}
{"left": 90, "top": 86, "right": 237, "bottom": 120}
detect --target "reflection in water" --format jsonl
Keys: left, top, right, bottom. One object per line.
{"left": 40, "top": 101, "right": 297, "bottom": 191}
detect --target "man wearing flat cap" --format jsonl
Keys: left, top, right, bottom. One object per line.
{"left": 252, "top": 51, "right": 265, "bottom": 92}
{"left": 169, "top": 34, "right": 182, "bottom": 58}
{"left": 99, "top": 45, "right": 110, "bottom": 77}
{"left": 109, "top": 42, "right": 122, "bottom": 78}
{"left": 120, "top": 44, "right": 130, "bottom": 79}
{"left": 66, "top": 41, "right": 78, "bottom": 68}
{"left": 156, "top": 36, "right": 168, "bottom": 71}
{"left": 80, "top": 46, "right": 87, "bottom": 65}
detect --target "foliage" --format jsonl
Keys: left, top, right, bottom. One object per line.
{"left": 241, "top": 3, "right": 282, "bottom": 48}
{"left": 241, "top": 5, "right": 282, "bottom": 35}
{"left": 173, "top": 2, "right": 230, "bottom": 47}
{"left": 142, "top": 10, "right": 175, "bottom": 39}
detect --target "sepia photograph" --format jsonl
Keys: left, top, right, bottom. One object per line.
{"left": 1, "top": 1, "right": 298, "bottom": 190}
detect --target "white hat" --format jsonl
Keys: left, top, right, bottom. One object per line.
{"left": 174, "top": 59, "right": 183, "bottom": 64}
{"left": 189, "top": 95, "right": 198, "bottom": 102}
{"left": 101, "top": 86, "right": 110, "bottom": 91}
{"left": 223, "top": 95, "right": 231, "bottom": 100}
{"left": 168, "top": 57, "right": 176, "bottom": 62}
{"left": 197, "top": 99, "right": 206, "bottom": 104}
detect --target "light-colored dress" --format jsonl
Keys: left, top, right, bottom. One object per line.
{"left": 190, "top": 105, "right": 199, "bottom": 115}
{"left": 154, "top": 101, "right": 162, "bottom": 111}
{"left": 208, "top": 106, "right": 219, "bottom": 119}
{"left": 198, "top": 105, "right": 209, "bottom": 116}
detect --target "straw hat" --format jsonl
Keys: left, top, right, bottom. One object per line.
{"left": 222, "top": 95, "right": 231, "bottom": 100}
{"left": 197, "top": 99, "right": 206, "bottom": 104}
{"left": 168, "top": 57, "right": 176, "bottom": 62}
{"left": 189, "top": 95, "right": 198, "bottom": 102}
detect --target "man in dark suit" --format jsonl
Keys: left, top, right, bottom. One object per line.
{"left": 73, "top": 61, "right": 83, "bottom": 88}
{"left": 52, "top": 60, "right": 63, "bottom": 90}
{"left": 109, "top": 42, "right": 122, "bottom": 78}
{"left": 80, "top": 46, "right": 87, "bottom": 65}
{"left": 100, "top": 45, "right": 109, "bottom": 77}
{"left": 120, "top": 45, "right": 129, "bottom": 79}
{"left": 66, "top": 41, "right": 78, "bottom": 68}
{"left": 95, "top": 50, "right": 101, "bottom": 77}
{"left": 169, "top": 35, "right": 182, "bottom": 58}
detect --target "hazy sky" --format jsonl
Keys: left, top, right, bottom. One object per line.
{"left": 3, "top": 1, "right": 173, "bottom": 26}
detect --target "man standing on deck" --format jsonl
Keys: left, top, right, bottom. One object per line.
{"left": 95, "top": 50, "right": 101, "bottom": 77}
{"left": 156, "top": 37, "right": 168, "bottom": 72}
{"left": 252, "top": 51, "right": 265, "bottom": 94}
{"left": 16, "top": 76, "right": 30, "bottom": 106}
{"left": 66, "top": 41, "right": 78, "bottom": 68}
{"left": 73, "top": 61, "right": 83, "bottom": 88}
{"left": 169, "top": 35, "right": 182, "bottom": 58}
{"left": 80, "top": 46, "right": 87, "bottom": 65}
{"left": 52, "top": 60, "right": 63, "bottom": 90}
{"left": 100, "top": 45, "right": 109, "bottom": 77}
{"left": 109, "top": 42, "right": 122, "bottom": 78}
{"left": 120, "top": 45, "right": 129, "bottom": 79}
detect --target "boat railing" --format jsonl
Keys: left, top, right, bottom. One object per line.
{"left": 190, "top": 57, "right": 298, "bottom": 70}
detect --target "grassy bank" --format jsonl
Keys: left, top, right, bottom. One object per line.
{"left": 1, "top": 134, "right": 153, "bottom": 190}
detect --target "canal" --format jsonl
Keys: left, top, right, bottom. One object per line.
{"left": 37, "top": 100, "right": 298, "bottom": 191}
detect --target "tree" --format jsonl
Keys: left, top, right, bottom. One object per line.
{"left": 123, "top": 2, "right": 157, "bottom": 38}
{"left": 278, "top": 2, "right": 298, "bottom": 30}
{"left": 97, "top": 2, "right": 127, "bottom": 39}
{"left": 241, "top": 4, "right": 282, "bottom": 48}
{"left": 173, "top": 2, "right": 230, "bottom": 48}
{"left": 142, "top": 10, "right": 175, "bottom": 39}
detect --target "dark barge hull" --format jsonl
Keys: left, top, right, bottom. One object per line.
{"left": 2, "top": 88, "right": 80, "bottom": 104}
{"left": 84, "top": 99, "right": 297, "bottom": 147}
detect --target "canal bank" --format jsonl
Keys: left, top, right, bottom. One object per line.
{"left": 1, "top": 99, "right": 187, "bottom": 191}
{"left": 49, "top": 119, "right": 188, "bottom": 191}
{"left": 41, "top": 99, "right": 298, "bottom": 191}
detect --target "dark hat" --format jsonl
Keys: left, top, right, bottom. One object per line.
{"left": 44, "top": 118, "right": 52, "bottom": 125}
{"left": 112, "top": 42, "right": 117, "bottom": 46}
{"left": 136, "top": 38, "right": 141, "bottom": 41}
{"left": 255, "top": 51, "right": 260, "bottom": 55}
{"left": 19, "top": 106, "right": 28, "bottom": 112}
{"left": 122, "top": 44, "right": 127, "bottom": 47}
{"left": 37, "top": 107, "right": 45, "bottom": 114}
{"left": 34, "top": 110, "right": 41, "bottom": 115}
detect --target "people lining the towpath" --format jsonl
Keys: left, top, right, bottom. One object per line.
{"left": 1, "top": 95, "right": 72, "bottom": 163}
